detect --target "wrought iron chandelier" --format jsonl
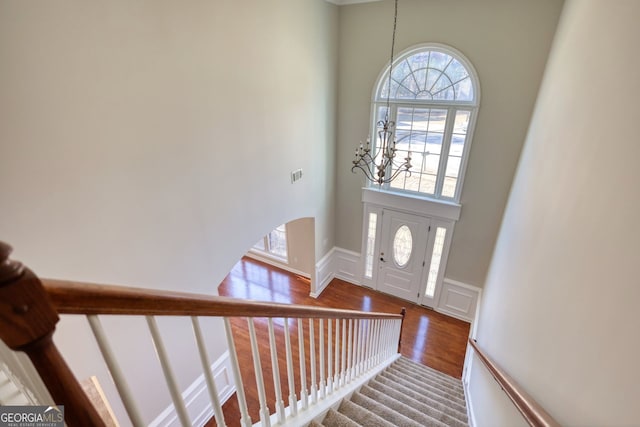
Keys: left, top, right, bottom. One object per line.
{"left": 352, "top": 0, "right": 411, "bottom": 185}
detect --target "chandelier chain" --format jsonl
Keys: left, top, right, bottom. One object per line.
{"left": 386, "top": 0, "right": 398, "bottom": 117}
{"left": 351, "top": 0, "right": 411, "bottom": 186}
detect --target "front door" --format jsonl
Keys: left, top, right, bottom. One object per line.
{"left": 377, "top": 209, "right": 430, "bottom": 303}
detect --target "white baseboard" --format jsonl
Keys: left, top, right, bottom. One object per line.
{"left": 463, "top": 374, "right": 477, "bottom": 427}
{"left": 311, "top": 248, "right": 335, "bottom": 298}
{"left": 435, "top": 278, "right": 481, "bottom": 323}
{"left": 149, "top": 350, "right": 236, "bottom": 427}
{"left": 462, "top": 283, "right": 483, "bottom": 387}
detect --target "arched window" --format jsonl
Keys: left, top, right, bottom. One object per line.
{"left": 371, "top": 44, "right": 479, "bottom": 201}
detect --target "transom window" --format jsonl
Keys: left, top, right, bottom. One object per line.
{"left": 372, "top": 44, "right": 479, "bottom": 201}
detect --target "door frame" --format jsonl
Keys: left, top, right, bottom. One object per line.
{"left": 359, "top": 188, "right": 459, "bottom": 308}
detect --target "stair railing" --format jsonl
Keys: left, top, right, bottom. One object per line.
{"left": 468, "top": 339, "right": 560, "bottom": 427}
{"left": 0, "top": 242, "right": 404, "bottom": 427}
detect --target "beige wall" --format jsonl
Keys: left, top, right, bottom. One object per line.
{"left": 469, "top": 1, "right": 640, "bottom": 425}
{"left": 0, "top": 0, "right": 337, "bottom": 424}
{"left": 286, "top": 217, "right": 316, "bottom": 275}
{"left": 335, "top": 0, "right": 563, "bottom": 287}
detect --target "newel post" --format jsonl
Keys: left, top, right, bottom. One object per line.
{"left": 398, "top": 307, "right": 406, "bottom": 353}
{"left": 0, "top": 242, "right": 105, "bottom": 426}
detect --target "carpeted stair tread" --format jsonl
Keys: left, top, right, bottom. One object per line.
{"left": 383, "top": 367, "right": 467, "bottom": 406}
{"left": 359, "top": 385, "right": 451, "bottom": 427}
{"left": 316, "top": 358, "right": 469, "bottom": 427}
{"left": 338, "top": 399, "right": 395, "bottom": 427}
{"left": 308, "top": 421, "right": 325, "bottom": 427}
{"left": 367, "top": 379, "right": 468, "bottom": 427}
{"left": 396, "top": 358, "right": 465, "bottom": 390}
{"left": 350, "top": 391, "right": 425, "bottom": 427}
{"left": 321, "top": 408, "right": 362, "bottom": 427}
{"left": 394, "top": 362, "right": 462, "bottom": 391}
{"left": 387, "top": 364, "right": 465, "bottom": 398}
{"left": 395, "top": 358, "right": 465, "bottom": 393}
{"left": 397, "top": 357, "right": 462, "bottom": 382}
{"left": 386, "top": 365, "right": 465, "bottom": 403}
{"left": 374, "top": 374, "right": 468, "bottom": 420}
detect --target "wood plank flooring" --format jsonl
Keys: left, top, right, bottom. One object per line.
{"left": 206, "top": 257, "right": 470, "bottom": 427}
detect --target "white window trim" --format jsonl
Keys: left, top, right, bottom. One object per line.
{"left": 251, "top": 225, "right": 289, "bottom": 264}
{"left": 362, "top": 187, "right": 461, "bottom": 221}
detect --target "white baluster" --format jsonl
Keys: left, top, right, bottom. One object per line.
{"left": 376, "top": 319, "right": 382, "bottom": 364}
{"left": 370, "top": 319, "right": 376, "bottom": 369}
{"left": 146, "top": 316, "right": 191, "bottom": 427}
{"left": 224, "top": 318, "right": 252, "bottom": 427}
{"left": 87, "top": 315, "right": 145, "bottom": 427}
{"left": 362, "top": 319, "right": 369, "bottom": 372}
{"left": 333, "top": 319, "right": 340, "bottom": 388}
{"left": 346, "top": 319, "right": 353, "bottom": 384}
{"left": 383, "top": 320, "right": 388, "bottom": 357}
{"left": 380, "top": 319, "right": 386, "bottom": 361}
{"left": 390, "top": 319, "right": 396, "bottom": 355}
{"left": 283, "top": 318, "right": 298, "bottom": 416}
{"left": 366, "top": 319, "right": 373, "bottom": 370}
{"left": 298, "top": 319, "right": 309, "bottom": 410}
{"left": 391, "top": 320, "right": 396, "bottom": 354}
{"left": 369, "top": 319, "right": 376, "bottom": 368}
{"left": 191, "top": 317, "right": 226, "bottom": 427}
{"left": 327, "top": 317, "right": 333, "bottom": 393}
{"left": 355, "top": 319, "right": 362, "bottom": 377}
{"left": 319, "top": 319, "right": 326, "bottom": 399}
{"left": 352, "top": 319, "right": 359, "bottom": 377}
{"left": 361, "top": 319, "right": 368, "bottom": 372}
{"left": 340, "top": 319, "right": 347, "bottom": 386}
{"left": 383, "top": 319, "right": 390, "bottom": 358}
{"left": 372, "top": 319, "right": 381, "bottom": 366}
{"left": 309, "top": 319, "right": 318, "bottom": 404}
{"left": 268, "top": 319, "right": 286, "bottom": 424}
{"left": 248, "top": 319, "right": 270, "bottom": 427}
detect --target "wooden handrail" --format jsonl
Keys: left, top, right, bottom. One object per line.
{"left": 0, "top": 242, "right": 106, "bottom": 427}
{"left": 468, "top": 339, "right": 560, "bottom": 427}
{"left": 43, "top": 279, "right": 402, "bottom": 319}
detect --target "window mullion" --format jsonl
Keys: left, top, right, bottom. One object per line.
{"left": 435, "top": 107, "right": 456, "bottom": 198}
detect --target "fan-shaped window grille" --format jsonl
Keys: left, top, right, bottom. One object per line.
{"left": 372, "top": 44, "right": 479, "bottom": 201}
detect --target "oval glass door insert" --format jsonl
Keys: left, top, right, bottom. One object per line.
{"left": 393, "top": 225, "right": 413, "bottom": 267}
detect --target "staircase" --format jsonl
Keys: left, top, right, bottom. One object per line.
{"left": 310, "top": 357, "right": 468, "bottom": 427}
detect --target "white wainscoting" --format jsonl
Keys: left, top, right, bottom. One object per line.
{"left": 333, "top": 248, "right": 361, "bottom": 284}
{"left": 312, "top": 248, "right": 335, "bottom": 298}
{"left": 312, "top": 248, "right": 363, "bottom": 298}
{"left": 149, "top": 350, "right": 236, "bottom": 427}
{"left": 435, "top": 278, "right": 481, "bottom": 323}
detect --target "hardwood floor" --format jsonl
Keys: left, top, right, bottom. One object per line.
{"left": 206, "top": 257, "right": 470, "bottom": 427}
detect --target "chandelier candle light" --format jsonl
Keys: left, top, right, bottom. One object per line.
{"left": 352, "top": 0, "right": 412, "bottom": 185}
